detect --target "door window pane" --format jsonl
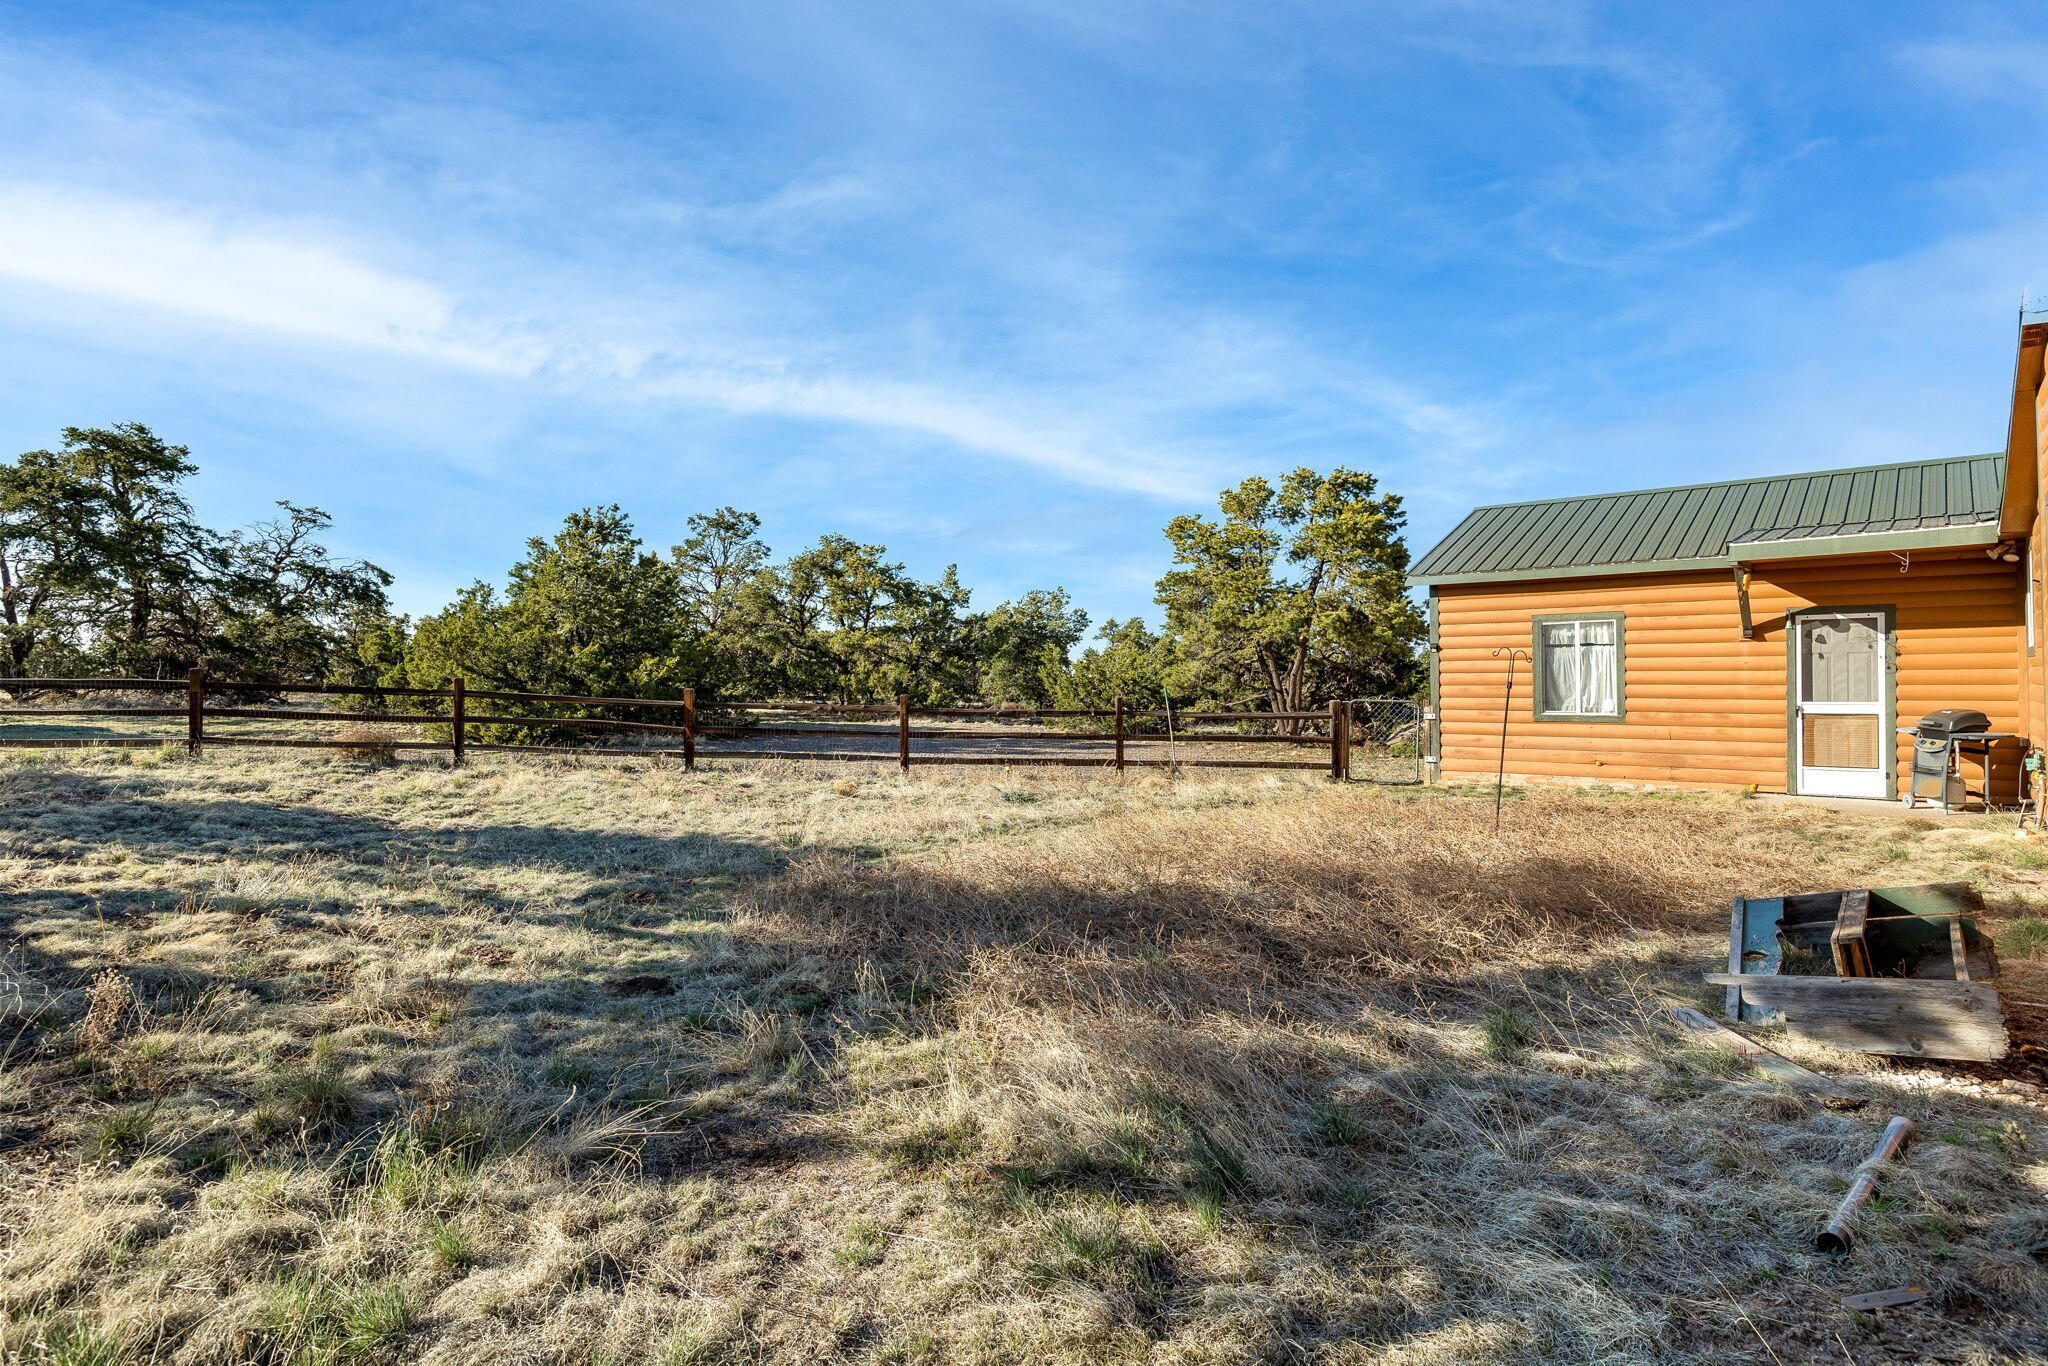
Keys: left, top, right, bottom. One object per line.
{"left": 1801, "top": 617, "right": 1880, "bottom": 703}
{"left": 1802, "top": 713, "right": 1881, "bottom": 770}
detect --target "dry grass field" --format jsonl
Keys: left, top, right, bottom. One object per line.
{"left": 2, "top": 747, "right": 2046, "bottom": 1365}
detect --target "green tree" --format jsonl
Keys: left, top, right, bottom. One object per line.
{"left": 406, "top": 507, "right": 709, "bottom": 735}
{"left": 0, "top": 426, "right": 390, "bottom": 682}
{"left": 212, "top": 503, "right": 393, "bottom": 682}
{"left": 1155, "top": 468, "right": 1424, "bottom": 719}
{"left": 673, "top": 507, "right": 770, "bottom": 647}
{"left": 887, "top": 565, "right": 977, "bottom": 703}
{"left": 1039, "top": 617, "right": 1184, "bottom": 716}
{"left": 978, "top": 588, "right": 1088, "bottom": 706}
{"left": 0, "top": 424, "right": 221, "bottom": 676}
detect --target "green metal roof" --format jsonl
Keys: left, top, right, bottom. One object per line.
{"left": 1410, "top": 453, "right": 2007, "bottom": 587}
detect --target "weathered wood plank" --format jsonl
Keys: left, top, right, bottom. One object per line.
{"left": 1832, "top": 889, "right": 1872, "bottom": 977}
{"left": 1702, "top": 973, "right": 2006, "bottom": 1060}
{"left": 1666, "top": 1002, "right": 1850, "bottom": 1093}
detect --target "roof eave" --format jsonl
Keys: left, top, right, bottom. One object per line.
{"left": 2002, "top": 315, "right": 2048, "bottom": 538}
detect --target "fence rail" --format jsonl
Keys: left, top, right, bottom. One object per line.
{"left": 0, "top": 673, "right": 1356, "bottom": 778}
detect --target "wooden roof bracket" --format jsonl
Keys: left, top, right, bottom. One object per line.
{"left": 1733, "top": 562, "right": 1753, "bottom": 639}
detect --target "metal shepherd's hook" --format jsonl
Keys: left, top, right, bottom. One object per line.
{"left": 1489, "top": 647, "right": 1531, "bottom": 833}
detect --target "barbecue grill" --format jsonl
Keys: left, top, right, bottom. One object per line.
{"left": 1901, "top": 709, "right": 2014, "bottom": 811}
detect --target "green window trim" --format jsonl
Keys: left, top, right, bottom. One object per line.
{"left": 1530, "top": 611, "right": 1627, "bottom": 723}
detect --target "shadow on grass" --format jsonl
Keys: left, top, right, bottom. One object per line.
{"left": 5, "top": 763, "right": 2046, "bottom": 1365}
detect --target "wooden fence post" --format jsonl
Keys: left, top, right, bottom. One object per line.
{"left": 1329, "top": 698, "right": 1347, "bottom": 782}
{"left": 451, "top": 676, "right": 466, "bottom": 767}
{"left": 1114, "top": 696, "right": 1125, "bottom": 774}
{"left": 898, "top": 693, "right": 911, "bottom": 773}
{"left": 683, "top": 686, "right": 696, "bottom": 772}
{"left": 186, "top": 667, "right": 205, "bottom": 757}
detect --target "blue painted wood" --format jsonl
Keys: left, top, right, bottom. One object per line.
{"left": 1736, "top": 897, "right": 1786, "bottom": 1024}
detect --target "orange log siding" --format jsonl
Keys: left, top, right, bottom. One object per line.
{"left": 1432, "top": 548, "right": 2024, "bottom": 794}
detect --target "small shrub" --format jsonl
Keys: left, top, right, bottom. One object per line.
{"left": 77, "top": 969, "right": 133, "bottom": 1057}
{"left": 330, "top": 724, "right": 402, "bottom": 762}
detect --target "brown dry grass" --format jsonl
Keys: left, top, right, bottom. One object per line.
{"left": 0, "top": 751, "right": 2045, "bottom": 1365}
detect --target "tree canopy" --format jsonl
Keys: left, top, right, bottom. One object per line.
{"left": 0, "top": 424, "right": 389, "bottom": 681}
{"left": 4, "top": 426, "right": 1429, "bottom": 720}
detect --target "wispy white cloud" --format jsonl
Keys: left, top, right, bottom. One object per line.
{"left": 20, "top": 0, "right": 2024, "bottom": 623}
{"left": 0, "top": 184, "right": 525, "bottom": 371}
{"left": 0, "top": 182, "right": 1252, "bottom": 499}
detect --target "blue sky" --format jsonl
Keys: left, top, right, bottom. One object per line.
{"left": 2, "top": 2, "right": 2046, "bottom": 627}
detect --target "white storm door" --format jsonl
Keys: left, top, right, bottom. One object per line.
{"left": 1793, "top": 612, "right": 1891, "bottom": 799}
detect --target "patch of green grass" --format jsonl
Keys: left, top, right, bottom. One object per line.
{"left": 2002, "top": 917, "right": 2048, "bottom": 959}
{"left": 1479, "top": 1006, "right": 1535, "bottom": 1060}
{"left": 1311, "top": 1101, "right": 1367, "bottom": 1148}
{"left": 1020, "top": 1204, "right": 1173, "bottom": 1315}
{"left": 258, "top": 1060, "right": 359, "bottom": 1136}
{"left": 871, "top": 1328, "right": 941, "bottom": 1363}
{"left": 359, "top": 1125, "right": 479, "bottom": 1210}
{"left": 873, "top": 1117, "right": 980, "bottom": 1172}
{"left": 1100, "top": 1120, "right": 1153, "bottom": 1179}
{"left": 17, "top": 1319, "right": 136, "bottom": 1366}
{"left": 87, "top": 1102, "right": 157, "bottom": 1160}
{"left": 1184, "top": 1122, "right": 1248, "bottom": 1203}
{"left": 831, "top": 1217, "right": 890, "bottom": 1268}
{"left": 426, "top": 1217, "right": 477, "bottom": 1269}
{"left": 653, "top": 1319, "right": 723, "bottom": 1366}
{"left": 256, "top": 1273, "right": 419, "bottom": 1364}
{"left": 1024, "top": 1210, "right": 1128, "bottom": 1285}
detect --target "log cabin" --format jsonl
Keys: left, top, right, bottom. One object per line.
{"left": 1411, "top": 307, "right": 2048, "bottom": 801}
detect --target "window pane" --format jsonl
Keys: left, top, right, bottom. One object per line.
{"left": 1540, "top": 625, "right": 1580, "bottom": 713}
{"left": 1538, "top": 618, "right": 1619, "bottom": 716}
{"left": 1802, "top": 713, "right": 1881, "bottom": 769}
{"left": 1582, "top": 634, "right": 1617, "bottom": 714}
{"left": 1801, "top": 617, "right": 1880, "bottom": 703}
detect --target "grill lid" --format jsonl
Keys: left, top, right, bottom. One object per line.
{"left": 1916, "top": 709, "right": 1991, "bottom": 736}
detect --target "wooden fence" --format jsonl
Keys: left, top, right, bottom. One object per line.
{"left": 0, "top": 673, "right": 1351, "bottom": 779}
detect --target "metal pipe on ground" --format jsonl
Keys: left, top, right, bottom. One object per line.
{"left": 1817, "top": 1116, "right": 1913, "bottom": 1253}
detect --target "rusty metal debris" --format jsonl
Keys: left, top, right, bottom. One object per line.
{"left": 1817, "top": 1116, "right": 1913, "bottom": 1254}
{"left": 1841, "top": 1285, "right": 1930, "bottom": 1311}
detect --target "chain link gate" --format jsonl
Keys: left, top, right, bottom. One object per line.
{"left": 1346, "top": 697, "right": 1426, "bottom": 784}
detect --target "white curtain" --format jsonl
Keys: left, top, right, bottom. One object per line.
{"left": 1540, "top": 619, "right": 1618, "bottom": 715}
